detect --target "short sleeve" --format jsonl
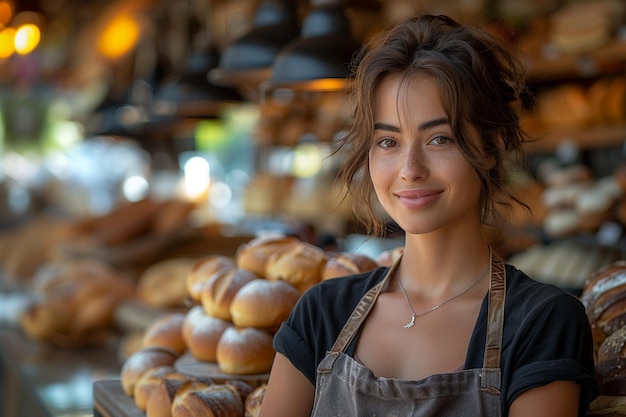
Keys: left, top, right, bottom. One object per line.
{"left": 504, "top": 292, "right": 599, "bottom": 414}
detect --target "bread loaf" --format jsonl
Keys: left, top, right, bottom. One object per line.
{"left": 171, "top": 381, "right": 244, "bottom": 417}
{"left": 120, "top": 346, "right": 180, "bottom": 396}
{"left": 322, "top": 252, "right": 378, "bottom": 280}
{"left": 235, "top": 235, "right": 300, "bottom": 278}
{"left": 145, "top": 376, "right": 215, "bottom": 417}
{"left": 201, "top": 268, "right": 257, "bottom": 321}
{"left": 187, "top": 255, "right": 236, "bottom": 302}
{"left": 245, "top": 384, "right": 267, "bottom": 417}
{"left": 216, "top": 326, "right": 275, "bottom": 375}
{"left": 264, "top": 241, "right": 329, "bottom": 293}
{"left": 230, "top": 279, "right": 300, "bottom": 331}
{"left": 142, "top": 313, "right": 187, "bottom": 355}
{"left": 133, "top": 365, "right": 188, "bottom": 411}
{"left": 182, "top": 306, "right": 230, "bottom": 362}
{"left": 137, "top": 258, "right": 196, "bottom": 308}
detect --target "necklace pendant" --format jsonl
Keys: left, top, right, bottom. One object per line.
{"left": 404, "top": 314, "right": 416, "bottom": 329}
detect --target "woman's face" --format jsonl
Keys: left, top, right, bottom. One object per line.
{"left": 368, "top": 73, "right": 483, "bottom": 236}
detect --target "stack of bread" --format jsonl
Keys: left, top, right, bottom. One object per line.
{"left": 117, "top": 233, "right": 379, "bottom": 416}
{"left": 120, "top": 343, "right": 268, "bottom": 417}
{"left": 581, "top": 261, "right": 626, "bottom": 414}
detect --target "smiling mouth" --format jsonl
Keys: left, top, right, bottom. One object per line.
{"left": 394, "top": 190, "right": 442, "bottom": 207}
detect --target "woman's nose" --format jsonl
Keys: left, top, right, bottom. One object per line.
{"left": 399, "top": 144, "right": 427, "bottom": 181}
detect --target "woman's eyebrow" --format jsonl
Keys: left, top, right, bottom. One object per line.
{"left": 374, "top": 118, "right": 450, "bottom": 133}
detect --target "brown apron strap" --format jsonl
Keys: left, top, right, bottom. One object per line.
{"left": 329, "top": 257, "right": 400, "bottom": 353}
{"left": 483, "top": 254, "right": 506, "bottom": 369}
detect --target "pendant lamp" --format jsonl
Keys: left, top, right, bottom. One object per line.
{"left": 262, "top": 0, "right": 361, "bottom": 93}
{"left": 151, "top": 47, "right": 242, "bottom": 120}
{"left": 209, "top": 0, "right": 300, "bottom": 99}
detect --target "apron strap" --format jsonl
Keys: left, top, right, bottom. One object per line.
{"left": 329, "top": 258, "right": 400, "bottom": 353}
{"left": 483, "top": 254, "right": 506, "bottom": 369}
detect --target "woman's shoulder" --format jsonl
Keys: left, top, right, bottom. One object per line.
{"left": 503, "top": 263, "right": 586, "bottom": 316}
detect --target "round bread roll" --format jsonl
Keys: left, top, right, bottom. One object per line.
{"left": 264, "top": 241, "right": 329, "bottom": 293}
{"left": 133, "top": 365, "right": 188, "bottom": 411}
{"left": 145, "top": 376, "right": 215, "bottom": 417}
{"left": 201, "top": 268, "right": 257, "bottom": 321}
{"left": 137, "top": 258, "right": 197, "bottom": 308}
{"left": 182, "top": 306, "right": 230, "bottom": 362}
{"left": 245, "top": 384, "right": 267, "bottom": 417}
{"left": 187, "top": 255, "right": 236, "bottom": 302}
{"left": 230, "top": 279, "right": 300, "bottom": 331}
{"left": 596, "top": 327, "right": 626, "bottom": 396}
{"left": 142, "top": 313, "right": 187, "bottom": 355}
{"left": 216, "top": 326, "right": 275, "bottom": 375}
{"left": 120, "top": 346, "right": 180, "bottom": 396}
{"left": 322, "top": 252, "right": 378, "bottom": 280}
{"left": 235, "top": 234, "right": 300, "bottom": 278}
{"left": 171, "top": 381, "right": 244, "bottom": 417}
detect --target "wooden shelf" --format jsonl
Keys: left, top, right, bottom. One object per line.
{"left": 524, "top": 124, "right": 626, "bottom": 154}
{"left": 527, "top": 40, "right": 626, "bottom": 81}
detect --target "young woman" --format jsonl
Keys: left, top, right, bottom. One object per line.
{"left": 259, "top": 14, "right": 598, "bottom": 417}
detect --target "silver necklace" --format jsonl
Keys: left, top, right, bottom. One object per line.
{"left": 397, "top": 262, "right": 490, "bottom": 329}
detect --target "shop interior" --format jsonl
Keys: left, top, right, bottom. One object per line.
{"left": 1, "top": 0, "right": 626, "bottom": 416}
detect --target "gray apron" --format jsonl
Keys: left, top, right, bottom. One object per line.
{"left": 311, "top": 254, "right": 506, "bottom": 417}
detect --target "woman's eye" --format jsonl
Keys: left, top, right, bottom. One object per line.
{"left": 376, "top": 137, "right": 396, "bottom": 148}
{"left": 430, "top": 135, "right": 452, "bottom": 145}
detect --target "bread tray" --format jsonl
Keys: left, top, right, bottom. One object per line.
{"left": 175, "top": 352, "right": 269, "bottom": 387}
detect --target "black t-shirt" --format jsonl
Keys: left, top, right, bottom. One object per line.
{"left": 274, "top": 264, "right": 599, "bottom": 416}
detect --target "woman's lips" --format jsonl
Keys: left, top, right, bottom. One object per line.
{"left": 394, "top": 189, "right": 442, "bottom": 208}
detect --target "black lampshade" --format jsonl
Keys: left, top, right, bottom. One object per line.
{"left": 262, "top": 2, "right": 361, "bottom": 92}
{"left": 209, "top": 0, "right": 300, "bottom": 89}
{"left": 151, "top": 47, "right": 243, "bottom": 119}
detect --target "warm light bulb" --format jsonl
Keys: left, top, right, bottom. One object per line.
{"left": 98, "top": 13, "right": 140, "bottom": 59}
{"left": 183, "top": 156, "right": 211, "bottom": 201}
{"left": 14, "top": 23, "right": 40, "bottom": 54}
{"left": 0, "top": 27, "right": 15, "bottom": 58}
{"left": 0, "top": 1, "right": 13, "bottom": 28}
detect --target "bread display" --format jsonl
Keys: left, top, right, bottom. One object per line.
{"left": 187, "top": 255, "right": 236, "bottom": 302}
{"left": 19, "top": 259, "right": 134, "bottom": 348}
{"left": 142, "top": 313, "right": 187, "bottom": 355}
{"left": 171, "top": 380, "right": 244, "bottom": 417}
{"left": 120, "top": 346, "right": 181, "bottom": 396}
{"left": 201, "top": 268, "right": 257, "bottom": 321}
{"left": 137, "top": 258, "right": 197, "bottom": 308}
{"left": 216, "top": 326, "right": 276, "bottom": 375}
{"left": 182, "top": 305, "right": 231, "bottom": 362}
{"left": 230, "top": 279, "right": 300, "bottom": 331}
{"left": 235, "top": 234, "right": 299, "bottom": 278}
{"left": 322, "top": 252, "right": 379, "bottom": 280}
{"left": 264, "top": 240, "right": 329, "bottom": 293}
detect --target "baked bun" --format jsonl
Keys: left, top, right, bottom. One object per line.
{"left": 245, "top": 383, "right": 267, "bottom": 417}
{"left": 235, "top": 234, "right": 300, "bottom": 278}
{"left": 322, "top": 252, "right": 378, "bottom": 280}
{"left": 265, "top": 241, "right": 329, "bottom": 293}
{"left": 230, "top": 279, "right": 300, "bottom": 331}
{"left": 133, "top": 365, "right": 188, "bottom": 411}
{"left": 142, "top": 313, "right": 187, "bottom": 355}
{"left": 120, "top": 346, "right": 180, "bottom": 396}
{"left": 145, "top": 375, "right": 214, "bottom": 417}
{"left": 137, "top": 258, "right": 196, "bottom": 308}
{"left": 171, "top": 380, "right": 244, "bottom": 417}
{"left": 596, "top": 327, "right": 626, "bottom": 396}
{"left": 216, "top": 326, "right": 275, "bottom": 375}
{"left": 201, "top": 268, "right": 257, "bottom": 321}
{"left": 182, "top": 306, "right": 230, "bottom": 362}
{"left": 187, "top": 255, "right": 236, "bottom": 302}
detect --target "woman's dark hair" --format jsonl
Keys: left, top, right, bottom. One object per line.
{"left": 336, "top": 14, "right": 535, "bottom": 237}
